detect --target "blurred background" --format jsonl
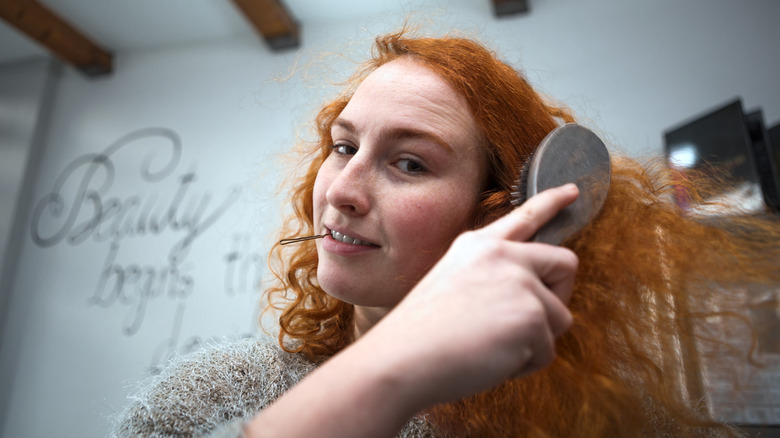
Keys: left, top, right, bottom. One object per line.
{"left": 0, "top": 1, "right": 778, "bottom": 436}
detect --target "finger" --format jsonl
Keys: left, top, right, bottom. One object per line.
{"left": 519, "top": 275, "right": 573, "bottom": 339}
{"left": 513, "top": 282, "right": 572, "bottom": 377}
{"left": 531, "top": 245, "right": 577, "bottom": 336}
{"left": 507, "top": 243, "right": 577, "bottom": 336}
{"left": 524, "top": 324, "right": 557, "bottom": 374}
{"left": 536, "top": 283, "right": 574, "bottom": 338}
{"left": 513, "top": 310, "right": 557, "bottom": 378}
{"left": 523, "top": 243, "right": 579, "bottom": 305}
{"left": 484, "top": 183, "right": 579, "bottom": 242}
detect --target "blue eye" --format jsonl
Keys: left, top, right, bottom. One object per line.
{"left": 397, "top": 158, "right": 426, "bottom": 173}
{"left": 332, "top": 144, "right": 358, "bottom": 155}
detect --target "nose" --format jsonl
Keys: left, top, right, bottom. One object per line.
{"left": 325, "top": 155, "right": 372, "bottom": 216}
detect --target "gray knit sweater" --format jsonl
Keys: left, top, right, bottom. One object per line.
{"left": 110, "top": 337, "right": 438, "bottom": 437}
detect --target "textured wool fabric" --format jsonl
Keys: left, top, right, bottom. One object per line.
{"left": 110, "top": 337, "right": 438, "bottom": 437}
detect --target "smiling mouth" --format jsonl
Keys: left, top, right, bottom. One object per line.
{"left": 330, "top": 230, "right": 377, "bottom": 247}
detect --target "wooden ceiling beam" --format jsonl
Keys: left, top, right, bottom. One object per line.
{"left": 492, "top": 0, "right": 530, "bottom": 17}
{"left": 231, "top": 0, "right": 300, "bottom": 51}
{"left": 0, "top": 0, "right": 112, "bottom": 76}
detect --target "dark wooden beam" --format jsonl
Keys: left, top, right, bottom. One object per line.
{"left": 231, "top": 0, "right": 300, "bottom": 51}
{"left": 492, "top": 0, "right": 530, "bottom": 17}
{"left": 0, "top": 0, "right": 112, "bottom": 76}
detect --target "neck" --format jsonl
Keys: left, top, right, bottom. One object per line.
{"left": 352, "top": 305, "right": 391, "bottom": 340}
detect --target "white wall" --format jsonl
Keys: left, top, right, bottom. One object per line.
{"left": 1, "top": 1, "right": 779, "bottom": 437}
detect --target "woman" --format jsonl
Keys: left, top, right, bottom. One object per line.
{"left": 112, "top": 30, "right": 780, "bottom": 437}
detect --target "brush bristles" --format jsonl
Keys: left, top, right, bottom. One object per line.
{"left": 510, "top": 157, "right": 532, "bottom": 207}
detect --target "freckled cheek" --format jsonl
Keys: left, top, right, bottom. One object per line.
{"left": 391, "top": 192, "right": 473, "bottom": 251}
{"left": 312, "top": 171, "right": 332, "bottom": 225}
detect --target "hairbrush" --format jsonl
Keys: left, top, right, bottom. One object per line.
{"left": 511, "top": 123, "right": 611, "bottom": 245}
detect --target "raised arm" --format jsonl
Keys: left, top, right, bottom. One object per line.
{"left": 244, "top": 184, "right": 580, "bottom": 438}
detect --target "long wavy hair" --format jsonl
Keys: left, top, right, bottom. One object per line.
{"left": 265, "top": 29, "right": 780, "bottom": 437}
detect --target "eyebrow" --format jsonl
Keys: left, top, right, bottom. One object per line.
{"left": 332, "top": 118, "right": 453, "bottom": 153}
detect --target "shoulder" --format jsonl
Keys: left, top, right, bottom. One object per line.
{"left": 181, "top": 336, "right": 316, "bottom": 399}
{"left": 110, "top": 336, "right": 316, "bottom": 437}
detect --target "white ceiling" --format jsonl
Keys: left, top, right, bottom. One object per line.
{"left": 0, "top": 0, "right": 489, "bottom": 65}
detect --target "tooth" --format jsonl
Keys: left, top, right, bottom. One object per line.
{"left": 329, "top": 230, "right": 371, "bottom": 246}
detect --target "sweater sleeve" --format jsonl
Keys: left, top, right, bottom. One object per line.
{"left": 109, "top": 337, "right": 315, "bottom": 438}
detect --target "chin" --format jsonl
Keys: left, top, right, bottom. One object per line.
{"left": 318, "top": 275, "right": 402, "bottom": 308}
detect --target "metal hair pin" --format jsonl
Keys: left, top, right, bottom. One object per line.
{"left": 279, "top": 234, "right": 331, "bottom": 245}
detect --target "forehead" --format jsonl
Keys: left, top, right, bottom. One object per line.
{"left": 359, "top": 57, "right": 454, "bottom": 99}
{"left": 337, "top": 58, "right": 481, "bottom": 148}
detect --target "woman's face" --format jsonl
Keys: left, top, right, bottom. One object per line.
{"left": 313, "top": 57, "right": 485, "bottom": 316}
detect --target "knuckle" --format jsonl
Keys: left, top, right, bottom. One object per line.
{"left": 559, "top": 311, "right": 574, "bottom": 333}
{"left": 467, "top": 234, "right": 508, "bottom": 258}
{"left": 516, "top": 273, "right": 539, "bottom": 292}
{"left": 515, "top": 205, "right": 538, "bottom": 226}
{"left": 515, "top": 298, "right": 547, "bottom": 329}
{"left": 558, "top": 248, "right": 579, "bottom": 271}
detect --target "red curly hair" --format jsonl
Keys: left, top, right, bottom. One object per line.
{"left": 265, "top": 29, "right": 780, "bottom": 437}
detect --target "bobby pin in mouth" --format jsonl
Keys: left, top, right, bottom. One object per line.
{"left": 279, "top": 234, "right": 331, "bottom": 245}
